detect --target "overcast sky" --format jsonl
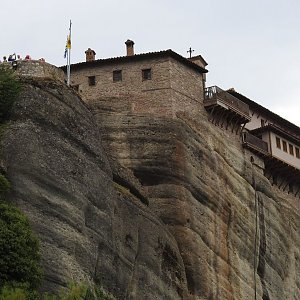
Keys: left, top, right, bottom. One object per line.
{"left": 1, "top": 0, "right": 299, "bottom": 126}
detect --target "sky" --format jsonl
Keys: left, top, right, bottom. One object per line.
{"left": 1, "top": 0, "right": 299, "bottom": 126}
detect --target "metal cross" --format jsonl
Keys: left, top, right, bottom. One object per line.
{"left": 187, "top": 47, "right": 194, "bottom": 58}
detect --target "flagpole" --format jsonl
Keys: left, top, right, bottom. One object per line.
{"left": 67, "top": 20, "right": 72, "bottom": 86}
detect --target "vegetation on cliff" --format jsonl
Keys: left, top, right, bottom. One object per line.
{"left": 0, "top": 203, "right": 42, "bottom": 297}
{"left": 0, "top": 283, "right": 115, "bottom": 299}
{"left": 0, "top": 66, "right": 42, "bottom": 298}
{"left": 0, "top": 69, "right": 115, "bottom": 299}
{"left": 0, "top": 65, "right": 21, "bottom": 122}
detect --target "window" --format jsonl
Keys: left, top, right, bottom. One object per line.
{"left": 113, "top": 70, "right": 122, "bottom": 82}
{"left": 282, "top": 140, "right": 287, "bottom": 152}
{"left": 142, "top": 68, "right": 152, "bottom": 80}
{"left": 88, "top": 76, "right": 96, "bottom": 86}
{"left": 276, "top": 137, "right": 281, "bottom": 149}
{"left": 261, "top": 119, "right": 265, "bottom": 127}
{"left": 289, "top": 144, "right": 294, "bottom": 156}
{"left": 296, "top": 147, "right": 300, "bottom": 159}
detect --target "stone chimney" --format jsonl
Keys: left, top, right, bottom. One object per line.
{"left": 125, "top": 39, "right": 135, "bottom": 56}
{"left": 85, "top": 48, "right": 96, "bottom": 62}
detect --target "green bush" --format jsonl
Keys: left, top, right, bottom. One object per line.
{"left": 0, "top": 66, "right": 21, "bottom": 122}
{"left": 0, "top": 203, "right": 42, "bottom": 292}
{"left": 0, "top": 284, "right": 38, "bottom": 300}
{"left": 0, "top": 283, "right": 115, "bottom": 300}
{"left": 0, "top": 175, "right": 10, "bottom": 198}
{"left": 0, "top": 285, "right": 27, "bottom": 300}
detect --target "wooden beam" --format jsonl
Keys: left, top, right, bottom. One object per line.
{"left": 232, "top": 116, "right": 240, "bottom": 133}
{"left": 283, "top": 181, "right": 290, "bottom": 192}
{"left": 207, "top": 105, "right": 216, "bottom": 122}
{"left": 216, "top": 108, "right": 227, "bottom": 126}
{"left": 226, "top": 111, "right": 236, "bottom": 130}
{"left": 212, "top": 107, "right": 223, "bottom": 125}
{"left": 278, "top": 177, "right": 286, "bottom": 189}
{"left": 295, "top": 186, "right": 300, "bottom": 197}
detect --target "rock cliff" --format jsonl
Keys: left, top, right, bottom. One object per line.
{"left": 1, "top": 78, "right": 299, "bottom": 299}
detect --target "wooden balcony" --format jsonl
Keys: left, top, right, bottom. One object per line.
{"left": 204, "top": 86, "right": 251, "bottom": 126}
{"left": 242, "top": 132, "right": 270, "bottom": 157}
{"left": 243, "top": 132, "right": 299, "bottom": 197}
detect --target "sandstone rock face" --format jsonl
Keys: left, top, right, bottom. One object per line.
{"left": 90, "top": 95, "right": 300, "bottom": 300}
{"left": 1, "top": 79, "right": 299, "bottom": 299}
{"left": 1, "top": 79, "right": 187, "bottom": 299}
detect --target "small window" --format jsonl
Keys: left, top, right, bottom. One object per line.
{"left": 276, "top": 137, "right": 281, "bottom": 149}
{"left": 88, "top": 76, "right": 96, "bottom": 86}
{"left": 282, "top": 140, "right": 287, "bottom": 152}
{"left": 296, "top": 147, "right": 300, "bottom": 159}
{"left": 142, "top": 68, "right": 152, "bottom": 80}
{"left": 289, "top": 144, "right": 294, "bottom": 155}
{"left": 261, "top": 119, "right": 265, "bottom": 127}
{"left": 113, "top": 70, "right": 122, "bottom": 82}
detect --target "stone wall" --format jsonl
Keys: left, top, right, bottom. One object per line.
{"left": 169, "top": 58, "right": 205, "bottom": 116}
{"left": 70, "top": 56, "right": 205, "bottom": 118}
{"left": 13, "top": 60, "right": 65, "bottom": 83}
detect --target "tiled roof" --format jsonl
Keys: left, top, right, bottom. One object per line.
{"left": 60, "top": 49, "right": 208, "bottom": 74}
{"left": 228, "top": 90, "right": 300, "bottom": 138}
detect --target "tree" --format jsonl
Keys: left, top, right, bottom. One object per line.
{"left": 0, "top": 66, "right": 21, "bottom": 122}
{"left": 0, "top": 203, "right": 42, "bottom": 292}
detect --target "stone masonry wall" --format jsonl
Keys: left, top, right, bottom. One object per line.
{"left": 14, "top": 60, "right": 65, "bottom": 83}
{"left": 169, "top": 58, "right": 205, "bottom": 116}
{"left": 70, "top": 58, "right": 171, "bottom": 99}
{"left": 70, "top": 56, "right": 205, "bottom": 118}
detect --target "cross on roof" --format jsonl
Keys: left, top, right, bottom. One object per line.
{"left": 187, "top": 47, "right": 194, "bottom": 58}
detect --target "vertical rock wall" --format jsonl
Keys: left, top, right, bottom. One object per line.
{"left": 0, "top": 73, "right": 298, "bottom": 299}
{"left": 90, "top": 94, "right": 300, "bottom": 300}
{"left": 1, "top": 79, "right": 189, "bottom": 299}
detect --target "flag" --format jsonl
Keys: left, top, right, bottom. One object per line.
{"left": 64, "top": 34, "right": 71, "bottom": 58}
{"left": 65, "top": 20, "right": 72, "bottom": 86}
{"left": 66, "top": 35, "right": 71, "bottom": 49}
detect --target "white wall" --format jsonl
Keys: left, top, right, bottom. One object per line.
{"left": 269, "top": 132, "right": 300, "bottom": 169}
{"left": 245, "top": 110, "right": 270, "bottom": 131}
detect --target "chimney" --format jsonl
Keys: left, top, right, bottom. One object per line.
{"left": 85, "top": 48, "right": 96, "bottom": 62}
{"left": 125, "top": 39, "right": 135, "bottom": 56}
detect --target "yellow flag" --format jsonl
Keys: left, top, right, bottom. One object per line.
{"left": 66, "top": 35, "right": 71, "bottom": 49}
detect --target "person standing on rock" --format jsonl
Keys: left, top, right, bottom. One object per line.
{"left": 8, "top": 53, "right": 16, "bottom": 62}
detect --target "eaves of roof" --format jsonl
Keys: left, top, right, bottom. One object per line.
{"left": 228, "top": 90, "right": 300, "bottom": 137}
{"left": 251, "top": 124, "right": 300, "bottom": 146}
{"left": 60, "top": 49, "right": 208, "bottom": 74}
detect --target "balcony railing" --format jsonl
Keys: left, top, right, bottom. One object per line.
{"left": 242, "top": 132, "right": 270, "bottom": 155}
{"left": 204, "top": 86, "right": 250, "bottom": 117}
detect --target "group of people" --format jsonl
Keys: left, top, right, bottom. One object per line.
{"left": 1, "top": 53, "right": 26, "bottom": 63}
{"left": 1, "top": 53, "right": 45, "bottom": 63}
